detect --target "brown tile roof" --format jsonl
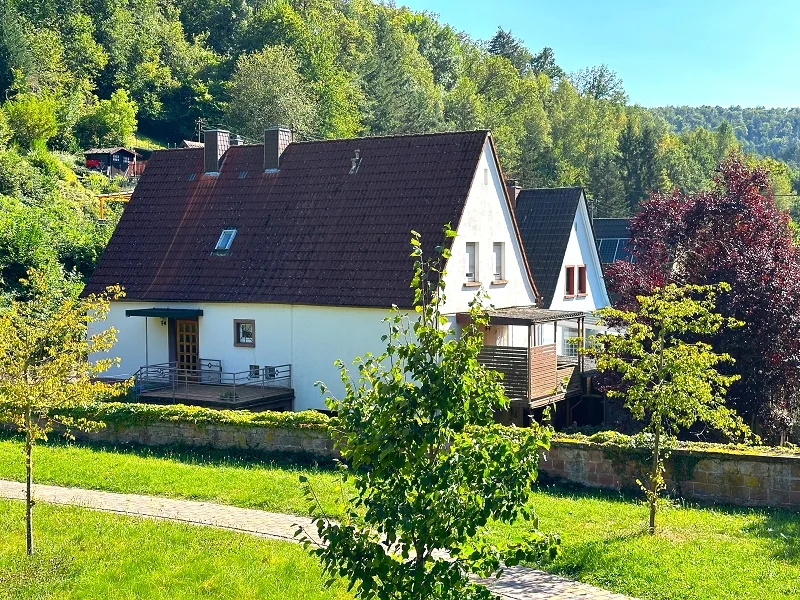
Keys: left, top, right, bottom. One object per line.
{"left": 84, "top": 147, "right": 138, "bottom": 156}
{"left": 84, "top": 131, "right": 492, "bottom": 308}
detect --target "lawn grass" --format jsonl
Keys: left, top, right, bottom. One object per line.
{"left": 0, "top": 435, "right": 347, "bottom": 517}
{"left": 0, "top": 500, "right": 351, "bottom": 600}
{"left": 0, "top": 435, "right": 799, "bottom": 599}
{"left": 492, "top": 483, "right": 800, "bottom": 600}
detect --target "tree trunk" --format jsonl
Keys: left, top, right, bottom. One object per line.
{"left": 25, "top": 404, "right": 34, "bottom": 555}
{"left": 649, "top": 428, "right": 660, "bottom": 536}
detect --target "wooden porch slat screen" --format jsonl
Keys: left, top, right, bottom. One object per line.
{"left": 477, "top": 346, "right": 529, "bottom": 399}
{"left": 529, "top": 344, "right": 557, "bottom": 398}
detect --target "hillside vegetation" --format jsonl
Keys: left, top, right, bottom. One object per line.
{"left": 0, "top": 0, "right": 798, "bottom": 299}
{"left": 653, "top": 106, "right": 800, "bottom": 170}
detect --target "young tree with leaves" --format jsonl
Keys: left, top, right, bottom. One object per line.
{"left": 0, "top": 271, "right": 126, "bottom": 554}
{"left": 586, "top": 283, "right": 749, "bottom": 534}
{"left": 301, "top": 229, "right": 558, "bottom": 599}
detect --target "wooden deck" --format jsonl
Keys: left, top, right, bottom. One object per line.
{"left": 138, "top": 383, "right": 294, "bottom": 411}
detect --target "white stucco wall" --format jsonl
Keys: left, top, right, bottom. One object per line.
{"left": 548, "top": 196, "right": 610, "bottom": 313}
{"left": 543, "top": 196, "right": 611, "bottom": 352}
{"left": 440, "top": 140, "right": 538, "bottom": 348}
{"left": 92, "top": 301, "right": 399, "bottom": 411}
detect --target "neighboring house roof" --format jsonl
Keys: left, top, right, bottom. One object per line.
{"left": 84, "top": 147, "right": 138, "bottom": 156}
{"left": 84, "top": 130, "right": 496, "bottom": 308}
{"left": 592, "top": 218, "right": 632, "bottom": 264}
{"left": 514, "top": 187, "right": 585, "bottom": 305}
{"left": 180, "top": 140, "right": 204, "bottom": 148}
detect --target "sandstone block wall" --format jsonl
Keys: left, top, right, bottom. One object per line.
{"left": 539, "top": 441, "right": 800, "bottom": 509}
{"left": 41, "top": 422, "right": 800, "bottom": 509}
{"left": 71, "top": 422, "right": 338, "bottom": 458}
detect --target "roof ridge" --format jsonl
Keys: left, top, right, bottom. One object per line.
{"left": 291, "top": 129, "right": 490, "bottom": 145}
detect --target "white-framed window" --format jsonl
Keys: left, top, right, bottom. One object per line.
{"left": 493, "top": 242, "right": 504, "bottom": 281}
{"left": 483, "top": 168, "right": 489, "bottom": 185}
{"left": 215, "top": 228, "right": 237, "bottom": 251}
{"left": 466, "top": 242, "right": 478, "bottom": 282}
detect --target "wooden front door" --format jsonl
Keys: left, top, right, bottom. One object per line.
{"left": 176, "top": 319, "right": 199, "bottom": 378}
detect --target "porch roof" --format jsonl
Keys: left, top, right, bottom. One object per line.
{"left": 481, "top": 305, "right": 585, "bottom": 326}
{"left": 125, "top": 308, "right": 204, "bottom": 319}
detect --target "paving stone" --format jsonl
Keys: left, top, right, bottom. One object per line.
{"left": 0, "top": 479, "right": 635, "bottom": 600}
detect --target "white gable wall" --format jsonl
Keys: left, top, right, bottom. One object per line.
{"left": 543, "top": 195, "right": 610, "bottom": 351}
{"left": 440, "top": 140, "right": 537, "bottom": 347}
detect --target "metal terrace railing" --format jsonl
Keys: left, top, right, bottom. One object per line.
{"left": 132, "top": 360, "right": 292, "bottom": 405}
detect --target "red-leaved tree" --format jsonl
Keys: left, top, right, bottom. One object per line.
{"left": 608, "top": 158, "right": 800, "bottom": 442}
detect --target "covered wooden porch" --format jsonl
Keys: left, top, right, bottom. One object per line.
{"left": 458, "top": 306, "right": 588, "bottom": 407}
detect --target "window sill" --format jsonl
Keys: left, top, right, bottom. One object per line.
{"left": 490, "top": 279, "right": 508, "bottom": 286}
{"left": 463, "top": 281, "right": 482, "bottom": 288}
{"left": 577, "top": 293, "right": 588, "bottom": 298}
{"left": 234, "top": 343, "right": 255, "bottom": 348}
{"left": 564, "top": 294, "right": 576, "bottom": 299}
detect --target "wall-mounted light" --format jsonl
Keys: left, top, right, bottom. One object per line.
{"left": 160, "top": 318, "right": 167, "bottom": 326}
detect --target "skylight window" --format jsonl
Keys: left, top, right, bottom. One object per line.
{"left": 215, "top": 228, "right": 237, "bottom": 251}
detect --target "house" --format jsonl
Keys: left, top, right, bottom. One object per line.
{"left": 592, "top": 218, "right": 632, "bottom": 264}
{"left": 86, "top": 128, "right": 591, "bottom": 414}
{"left": 84, "top": 147, "right": 142, "bottom": 178}
{"left": 503, "top": 187, "right": 611, "bottom": 425}
{"left": 512, "top": 187, "right": 611, "bottom": 346}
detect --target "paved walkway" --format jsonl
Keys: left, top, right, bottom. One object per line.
{"left": 0, "top": 480, "right": 632, "bottom": 600}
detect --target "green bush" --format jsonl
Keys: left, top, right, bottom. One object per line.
{"left": 53, "top": 401, "right": 331, "bottom": 430}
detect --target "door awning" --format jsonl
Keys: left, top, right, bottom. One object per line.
{"left": 125, "top": 308, "right": 204, "bottom": 318}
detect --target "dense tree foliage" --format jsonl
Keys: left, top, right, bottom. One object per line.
{"left": 0, "top": 0, "right": 798, "bottom": 301}
{"left": 608, "top": 159, "right": 800, "bottom": 442}
{"left": 654, "top": 105, "right": 800, "bottom": 171}
{"left": 1, "top": 0, "right": 796, "bottom": 219}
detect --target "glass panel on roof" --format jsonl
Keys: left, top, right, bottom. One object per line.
{"left": 597, "top": 239, "right": 618, "bottom": 264}
{"left": 215, "top": 228, "right": 237, "bottom": 251}
{"left": 615, "top": 238, "right": 631, "bottom": 262}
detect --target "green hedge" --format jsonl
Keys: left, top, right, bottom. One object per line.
{"left": 13, "top": 400, "right": 799, "bottom": 458}
{"left": 554, "top": 430, "right": 800, "bottom": 457}
{"left": 54, "top": 402, "right": 331, "bottom": 430}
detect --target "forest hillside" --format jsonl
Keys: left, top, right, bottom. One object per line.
{"left": 0, "top": 0, "right": 798, "bottom": 299}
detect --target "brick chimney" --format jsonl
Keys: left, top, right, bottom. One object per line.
{"left": 506, "top": 179, "right": 522, "bottom": 207}
{"left": 264, "top": 127, "right": 293, "bottom": 172}
{"left": 203, "top": 129, "right": 230, "bottom": 175}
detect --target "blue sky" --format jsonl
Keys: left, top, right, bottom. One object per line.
{"left": 398, "top": 0, "right": 800, "bottom": 108}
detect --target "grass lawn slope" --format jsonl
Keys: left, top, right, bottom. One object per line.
{"left": 0, "top": 500, "right": 351, "bottom": 600}
{"left": 0, "top": 436, "right": 346, "bottom": 517}
{"left": 1, "top": 436, "right": 799, "bottom": 600}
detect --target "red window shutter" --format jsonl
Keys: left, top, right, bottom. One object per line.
{"left": 578, "top": 266, "right": 587, "bottom": 295}
{"left": 565, "top": 266, "right": 575, "bottom": 296}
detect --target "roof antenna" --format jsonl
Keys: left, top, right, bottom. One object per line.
{"left": 349, "top": 149, "right": 361, "bottom": 174}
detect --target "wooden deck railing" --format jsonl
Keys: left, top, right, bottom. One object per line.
{"left": 529, "top": 344, "right": 557, "bottom": 398}
{"left": 478, "top": 344, "right": 579, "bottom": 401}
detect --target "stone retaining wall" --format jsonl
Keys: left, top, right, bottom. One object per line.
{"left": 540, "top": 440, "right": 800, "bottom": 509}
{"left": 60, "top": 422, "right": 800, "bottom": 509}
{"left": 70, "top": 421, "right": 338, "bottom": 458}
